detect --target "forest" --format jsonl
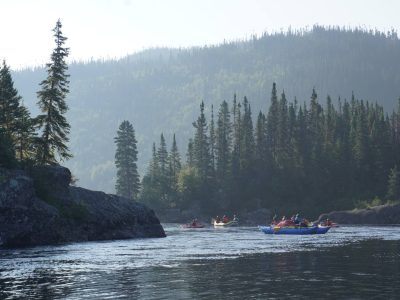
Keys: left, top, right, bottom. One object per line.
{"left": 0, "top": 21, "right": 71, "bottom": 172}
{"left": 2, "top": 22, "right": 400, "bottom": 217}
{"left": 12, "top": 26, "right": 400, "bottom": 193}
{"left": 139, "top": 83, "right": 400, "bottom": 216}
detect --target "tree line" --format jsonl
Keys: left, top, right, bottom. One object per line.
{"left": 133, "top": 83, "right": 400, "bottom": 216}
{"left": 0, "top": 20, "right": 71, "bottom": 168}
{"left": 14, "top": 25, "right": 400, "bottom": 194}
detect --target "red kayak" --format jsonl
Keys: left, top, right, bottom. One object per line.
{"left": 182, "top": 223, "right": 205, "bottom": 228}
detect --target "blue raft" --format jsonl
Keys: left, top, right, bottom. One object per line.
{"left": 259, "top": 225, "right": 330, "bottom": 235}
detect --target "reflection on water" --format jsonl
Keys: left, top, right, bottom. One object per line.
{"left": 0, "top": 226, "right": 400, "bottom": 299}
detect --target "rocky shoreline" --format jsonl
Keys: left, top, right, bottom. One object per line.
{"left": 157, "top": 203, "right": 400, "bottom": 226}
{"left": 318, "top": 203, "right": 400, "bottom": 224}
{"left": 0, "top": 166, "right": 165, "bottom": 248}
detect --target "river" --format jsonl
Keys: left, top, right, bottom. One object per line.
{"left": 1, "top": 225, "right": 400, "bottom": 299}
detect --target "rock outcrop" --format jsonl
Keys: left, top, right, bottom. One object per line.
{"left": 0, "top": 166, "right": 165, "bottom": 248}
{"left": 318, "top": 203, "right": 400, "bottom": 224}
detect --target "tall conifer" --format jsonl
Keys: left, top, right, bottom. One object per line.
{"left": 114, "top": 120, "right": 140, "bottom": 200}
{"left": 36, "top": 20, "right": 71, "bottom": 164}
{"left": 193, "top": 101, "right": 211, "bottom": 181}
{"left": 216, "top": 100, "right": 232, "bottom": 182}
{"left": 0, "top": 60, "right": 22, "bottom": 136}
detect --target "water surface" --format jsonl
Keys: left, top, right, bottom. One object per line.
{"left": 1, "top": 225, "right": 399, "bottom": 299}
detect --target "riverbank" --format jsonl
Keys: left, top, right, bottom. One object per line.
{"left": 318, "top": 203, "right": 400, "bottom": 224}
{"left": 0, "top": 166, "right": 165, "bottom": 248}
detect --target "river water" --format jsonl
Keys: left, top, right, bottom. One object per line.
{"left": 1, "top": 225, "right": 400, "bottom": 299}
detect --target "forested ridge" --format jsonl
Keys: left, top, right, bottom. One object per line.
{"left": 12, "top": 26, "right": 400, "bottom": 193}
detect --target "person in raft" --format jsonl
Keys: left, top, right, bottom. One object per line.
{"left": 294, "top": 213, "right": 301, "bottom": 225}
{"left": 271, "top": 214, "right": 278, "bottom": 225}
{"left": 192, "top": 218, "right": 197, "bottom": 226}
{"left": 222, "top": 215, "right": 229, "bottom": 223}
{"left": 215, "top": 216, "right": 221, "bottom": 223}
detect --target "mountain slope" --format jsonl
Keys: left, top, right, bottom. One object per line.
{"left": 13, "top": 26, "right": 400, "bottom": 192}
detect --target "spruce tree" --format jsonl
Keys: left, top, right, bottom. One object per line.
{"left": 255, "top": 111, "right": 267, "bottom": 163}
{"left": 169, "top": 134, "right": 181, "bottom": 190}
{"left": 231, "top": 95, "right": 242, "bottom": 176}
{"left": 216, "top": 100, "right": 232, "bottom": 183}
{"left": 276, "top": 91, "right": 289, "bottom": 166}
{"left": 193, "top": 101, "right": 211, "bottom": 182}
{"left": 157, "top": 133, "right": 168, "bottom": 177}
{"left": 240, "top": 96, "right": 255, "bottom": 171}
{"left": 386, "top": 165, "right": 400, "bottom": 200}
{"left": 114, "top": 120, "right": 140, "bottom": 200}
{"left": 15, "top": 105, "right": 37, "bottom": 161}
{"left": 266, "top": 83, "right": 279, "bottom": 160}
{"left": 36, "top": 19, "right": 71, "bottom": 164}
{"left": 0, "top": 60, "right": 22, "bottom": 136}
{"left": 0, "top": 128, "right": 15, "bottom": 168}
{"left": 209, "top": 105, "right": 216, "bottom": 173}
{"left": 149, "top": 142, "right": 159, "bottom": 180}
{"left": 186, "top": 138, "right": 195, "bottom": 167}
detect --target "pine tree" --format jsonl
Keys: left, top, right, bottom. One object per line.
{"left": 266, "top": 83, "right": 279, "bottom": 160}
{"left": 186, "top": 138, "right": 195, "bottom": 167}
{"left": 255, "top": 111, "right": 267, "bottom": 162}
{"left": 157, "top": 133, "right": 168, "bottom": 177}
{"left": 169, "top": 134, "right": 181, "bottom": 190}
{"left": 209, "top": 105, "right": 216, "bottom": 173}
{"left": 114, "top": 120, "right": 140, "bottom": 200}
{"left": 36, "top": 19, "right": 71, "bottom": 164}
{"left": 231, "top": 95, "right": 242, "bottom": 176}
{"left": 193, "top": 101, "right": 211, "bottom": 182}
{"left": 276, "top": 90, "right": 289, "bottom": 166}
{"left": 15, "top": 105, "right": 37, "bottom": 161}
{"left": 0, "top": 128, "right": 15, "bottom": 168}
{"left": 0, "top": 60, "right": 22, "bottom": 136}
{"left": 216, "top": 100, "right": 232, "bottom": 183}
{"left": 240, "top": 96, "right": 255, "bottom": 171}
{"left": 386, "top": 165, "right": 400, "bottom": 200}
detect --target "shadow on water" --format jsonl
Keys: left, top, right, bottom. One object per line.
{"left": 142, "top": 239, "right": 400, "bottom": 299}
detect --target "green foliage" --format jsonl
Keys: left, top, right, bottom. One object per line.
{"left": 14, "top": 26, "right": 400, "bottom": 192}
{"left": 177, "top": 166, "right": 201, "bottom": 209}
{"left": 355, "top": 197, "right": 384, "bottom": 209}
{"left": 114, "top": 120, "right": 140, "bottom": 200}
{"left": 36, "top": 19, "right": 71, "bottom": 164}
{"left": 386, "top": 165, "right": 400, "bottom": 200}
{"left": 15, "top": 105, "right": 37, "bottom": 162}
{"left": 193, "top": 102, "right": 212, "bottom": 182}
{"left": 0, "top": 60, "right": 22, "bottom": 135}
{"left": 140, "top": 134, "right": 183, "bottom": 209}
{"left": 142, "top": 82, "right": 400, "bottom": 216}
{"left": 0, "top": 130, "right": 16, "bottom": 168}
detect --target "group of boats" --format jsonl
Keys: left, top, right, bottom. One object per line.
{"left": 181, "top": 215, "right": 337, "bottom": 235}
{"left": 182, "top": 217, "right": 239, "bottom": 228}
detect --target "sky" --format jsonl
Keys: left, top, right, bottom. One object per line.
{"left": 1, "top": 0, "right": 400, "bottom": 69}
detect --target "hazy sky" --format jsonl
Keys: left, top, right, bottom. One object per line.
{"left": 1, "top": 0, "right": 399, "bottom": 68}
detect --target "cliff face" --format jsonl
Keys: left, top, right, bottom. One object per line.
{"left": 318, "top": 203, "right": 400, "bottom": 225}
{"left": 0, "top": 166, "right": 165, "bottom": 248}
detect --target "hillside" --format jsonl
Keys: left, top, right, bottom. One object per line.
{"left": 12, "top": 26, "right": 400, "bottom": 193}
